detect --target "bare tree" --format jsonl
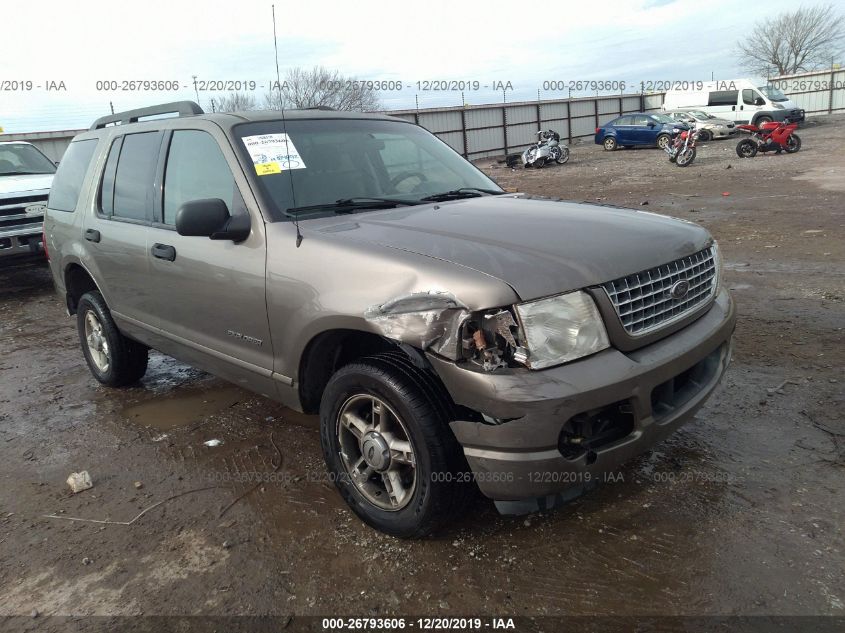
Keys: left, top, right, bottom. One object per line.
{"left": 215, "top": 92, "right": 258, "bottom": 112}
{"left": 738, "top": 4, "right": 845, "bottom": 76}
{"left": 264, "top": 66, "right": 381, "bottom": 111}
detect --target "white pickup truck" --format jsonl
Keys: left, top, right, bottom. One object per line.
{"left": 0, "top": 141, "right": 56, "bottom": 260}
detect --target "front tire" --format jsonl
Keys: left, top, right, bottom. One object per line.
{"left": 319, "top": 353, "right": 467, "bottom": 538}
{"left": 676, "top": 147, "right": 696, "bottom": 167}
{"left": 785, "top": 134, "right": 801, "bottom": 153}
{"left": 755, "top": 116, "right": 773, "bottom": 128}
{"left": 603, "top": 137, "right": 617, "bottom": 151}
{"left": 77, "top": 291, "right": 148, "bottom": 387}
{"left": 697, "top": 129, "right": 712, "bottom": 142}
{"left": 656, "top": 134, "right": 671, "bottom": 150}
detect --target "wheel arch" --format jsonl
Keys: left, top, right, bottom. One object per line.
{"left": 63, "top": 261, "right": 105, "bottom": 315}
{"left": 297, "top": 328, "right": 441, "bottom": 414}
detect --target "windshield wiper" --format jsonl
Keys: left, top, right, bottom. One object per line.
{"left": 1, "top": 170, "right": 50, "bottom": 176}
{"left": 419, "top": 187, "right": 505, "bottom": 202}
{"left": 284, "top": 197, "right": 421, "bottom": 218}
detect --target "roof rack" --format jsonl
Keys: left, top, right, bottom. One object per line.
{"left": 306, "top": 105, "right": 336, "bottom": 111}
{"left": 90, "top": 101, "right": 204, "bottom": 130}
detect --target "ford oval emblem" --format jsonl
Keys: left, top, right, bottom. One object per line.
{"left": 24, "top": 203, "right": 46, "bottom": 216}
{"left": 669, "top": 280, "right": 690, "bottom": 300}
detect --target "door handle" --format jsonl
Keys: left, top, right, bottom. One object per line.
{"left": 84, "top": 229, "right": 101, "bottom": 243}
{"left": 732, "top": 105, "right": 736, "bottom": 110}
{"left": 151, "top": 243, "right": 176, "bottom": 262}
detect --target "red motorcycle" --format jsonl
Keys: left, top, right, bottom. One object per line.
{"left": 735, "top": 117, "right": 801, "bottom": 158}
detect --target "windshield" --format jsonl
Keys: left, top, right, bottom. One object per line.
{"left": 650, "top": 114, "right": 675, "bottom": 124}
{"left": 758, "top": 85, "right": 789, "bottom": 102}
{"left": 687, "top": 110, "right": 713, "bottom": 119}
{"left": 235, "top": 118, "right": 501, "bottom": 221}
{"left": 0, "top": 143, "right": 57, "bottom": 176}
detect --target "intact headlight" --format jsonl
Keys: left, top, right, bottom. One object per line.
{"left": 514, "top": 291, "right": 609, "bottom": 369}
{"left": 712, "top": 240, "right": 724, "bottom": 291}
{"left": 772, "top": 102, "right": 784, "bottom": 109}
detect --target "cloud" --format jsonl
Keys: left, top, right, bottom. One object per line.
{"left": 0, "top": 0, "right": 801, "bottom": 132}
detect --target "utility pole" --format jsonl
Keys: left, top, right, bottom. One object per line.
{"left": 192, "top": 75, "right": 200, "bottom": 103}
{"left": 109, "top": 101, "right": 114, "bottom": 115}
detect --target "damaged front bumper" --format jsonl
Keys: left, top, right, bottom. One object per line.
{"left": 427, "top": 287, "right": 736, "bottom": 514}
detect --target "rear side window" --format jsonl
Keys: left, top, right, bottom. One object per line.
{"left": 163, "top": 130, "right": 235, "bottom": 225}
{"left": 98, "top": 137, "right": 123, "bottom": 216}
{"left": 112, "top": 132, "right": 161, "bottom": 221}
{"left": 708, "top": 90, "right": 738, "bottom": 106}
{"left": 48, "top": 139, "right": 98, "bottom": 212}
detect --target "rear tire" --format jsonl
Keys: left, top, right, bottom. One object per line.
{"left": 319, "top": 352, "right": 468, "bottom": 538}
{"left": 736, "top": 139, "right": 758, "bottom": 158}
{"left": 555, "top": 147, "right": 570, "bottom": 164}
{"left": 785, "top": 134, "right": 801, "bottom": 153}
{"left": 603, "top": 137, "right": 617, "bottom": 151}
{"left": 77, "top": 291, "right": 148, "bottom": 387}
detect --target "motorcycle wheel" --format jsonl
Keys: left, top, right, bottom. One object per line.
{"left": 786, "top": 134, "right": 801, "bottom": 153}
{"left": 736, "top": 139, "right": 757, "bottom": 158}
{"left": 676, "top": 147, "right": 696, "bottom": 167}
{"left": 555, "top": 147, "right": 570, "bottom": 164}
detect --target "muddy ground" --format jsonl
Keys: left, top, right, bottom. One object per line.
{"left": 0, "top": 115, "right": 843, "bottom": 627}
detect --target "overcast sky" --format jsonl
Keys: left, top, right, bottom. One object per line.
{"left": 0, "top": 0, "right": 808, "bottom": 133}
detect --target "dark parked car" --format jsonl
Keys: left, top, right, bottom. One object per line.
{"left": 594, "top": 113, "right": 686, "bottom": 151}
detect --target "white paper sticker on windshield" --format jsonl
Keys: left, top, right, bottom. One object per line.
{"left": 241, "top": 133, "right": 306, "bottom": 175}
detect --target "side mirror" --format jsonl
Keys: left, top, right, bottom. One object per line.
{"left": 175, "top": 198, "right": 250, "bottom": 242}
{"left": 647, "top": 121, "right": 656, "bottom": 128}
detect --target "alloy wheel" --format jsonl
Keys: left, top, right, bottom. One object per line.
{"left": 84, "top": 310, "right": 110, "bottom": 373}
{"left": 336, "top": 394, "right": 417, "bottom": 511}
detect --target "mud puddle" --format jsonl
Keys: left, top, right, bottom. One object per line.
{"left": 122, "top": 384, "right": 246, "bottom": 430}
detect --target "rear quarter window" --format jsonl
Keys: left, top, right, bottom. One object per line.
{"left": 47, "top": 138, "right": 99, "bottom": 212}
{"left": 708, "top": 90, "right": 738, "bottom": 106}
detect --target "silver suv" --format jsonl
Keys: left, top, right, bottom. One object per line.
{"left": 0, "top": 141, "right": 55, "bottom": 259}
{"left": 45, "top": 102, "right": 735, "bottom": 537}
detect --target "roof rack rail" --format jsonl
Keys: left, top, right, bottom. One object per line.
{"left": 305, "top": 105, "right": 336, "bottom": 111}
{"left": 90, "top": 101, "right": 204, "bottom": 130}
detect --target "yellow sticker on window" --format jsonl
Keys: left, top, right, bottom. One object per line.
{"left": 255, "top": 162, "right": 281, "bottom": 176}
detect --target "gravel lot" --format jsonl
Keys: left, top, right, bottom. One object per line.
{"left": 0, "top": 115, "right": 843, "bottom": 627}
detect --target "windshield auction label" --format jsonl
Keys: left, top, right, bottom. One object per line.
{"left": 241, "top": 133, "right": 307, "bottom": 175}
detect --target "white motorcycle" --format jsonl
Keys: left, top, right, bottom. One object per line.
{"left": 521, "top": 130, "right": 570, "bottom": 168}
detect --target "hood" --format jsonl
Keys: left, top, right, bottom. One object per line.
{"left": 311, "top": 196, "right": 711, "bottom": 300}
{"left": 0, "top": 173, "right": 53, "bottom": 197}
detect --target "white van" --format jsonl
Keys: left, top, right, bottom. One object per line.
{"left": 663, "top": 79, "right": 804, "bottom": 126}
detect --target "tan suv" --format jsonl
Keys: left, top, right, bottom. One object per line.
{"left": 45, "top": 102, "right": 735, "bottom": 537}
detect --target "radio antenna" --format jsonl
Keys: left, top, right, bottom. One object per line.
{"left": 272, "top": 3, "right": 302, "bottom": 247}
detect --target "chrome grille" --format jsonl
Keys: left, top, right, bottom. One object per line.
{"left": 603, "top": 247, "right": 717, "bottom": 335}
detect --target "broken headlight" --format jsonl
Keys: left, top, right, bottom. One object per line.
{"left": 514, "top": 291, "right": 609, "bottom": 369}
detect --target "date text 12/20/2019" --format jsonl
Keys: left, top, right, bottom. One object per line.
{"left": 321, "top": 617, "right": 516, "bottom": 630}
